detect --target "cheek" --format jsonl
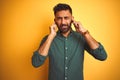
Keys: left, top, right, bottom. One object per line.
{"left": 55, "top": 21, "right": 63, "bottom": 28}
{"left": 55, "top": 22, "right": 59, "bottom": 27}
{"left": 54, "top": 21, "right": 60, "bottom": 28}
{"left": 67, "top": 20, "right": 72, "bottom": 25}
{"left": 55, "top": 20, "right": 60, "bottom": 24}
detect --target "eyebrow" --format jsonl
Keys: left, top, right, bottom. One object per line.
{"left": 56, "top": 16, "right": 69, "bottom": 18}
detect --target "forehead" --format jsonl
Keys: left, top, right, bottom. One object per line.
{"left": 55, "top": 10, "right": 72, "bottom": 17}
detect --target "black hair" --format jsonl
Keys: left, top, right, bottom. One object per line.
{"left": 53, "top": 3, "right": 72, "bottom": 15}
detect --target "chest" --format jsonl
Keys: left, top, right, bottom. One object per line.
{"left": 49, "top": 37, "right": 85, "bottom": 59}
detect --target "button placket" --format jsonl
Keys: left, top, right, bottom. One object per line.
{"left": 65, "top": 38, "right": 68, "bottom": 80}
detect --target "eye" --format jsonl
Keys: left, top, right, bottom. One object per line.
{"left": 64, "top": 17, "right": 69, "bottom": 20}
{"left": 56, "top": 17, "right": 62, "bottom": 20}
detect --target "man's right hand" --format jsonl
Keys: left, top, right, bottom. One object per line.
{"left": 49, "top": 23, "right": 57, "bottom": 38}
{"left": 38, "top": 23, "right": 57, "bottom": 56}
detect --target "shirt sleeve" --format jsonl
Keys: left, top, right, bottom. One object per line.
{"left": 31, "top": 35, "right": 48, "bottom": 68}
{"left": 85, "top": 42, "right": 107, "bottom": 61}
{"left": 32, "top": 51, "right": 47, "bottom": 68}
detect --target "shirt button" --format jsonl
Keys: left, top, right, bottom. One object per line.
{"left": 65, "top": 57, "right": 68, "bottom": 60}
{"left": 65, "top": 47, "right": 67, "bottom": 50}
{"left": 65, "top": 67, "right": 68, "bottom": 69}
{"left": 65, "top": 77, "right": 67, "bottom": 80}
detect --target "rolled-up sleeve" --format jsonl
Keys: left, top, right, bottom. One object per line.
{"left": 32, "top": 35, "right": 48, "bottom": 68}
{"left": 32, "top": 51, "right": 47, "bottom": 68}
{"left": 85, "top": 43, "right": 107, "bottom": 61}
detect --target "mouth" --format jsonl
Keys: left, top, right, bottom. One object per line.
{"left": 60, "top": 24, "right": 68, "bottom": 28}
{"left": 61, "top": 25, "right": 67, "bottom": 28}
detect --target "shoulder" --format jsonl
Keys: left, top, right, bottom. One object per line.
{"left": 72, "top": 31, "right": 83, "bottom": 38}
{"left": 40, "top": 35, "right": 49, "bottom": 45}
{"left": 72, "top": 31, "right": 86, "bottom": 42}
{"left": 43, "top": 35, "right": 48, "bottom": 40}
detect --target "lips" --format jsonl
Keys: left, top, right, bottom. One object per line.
{"left": 60, "top": 24, "right": 68, "bottom": 29}
{"left": 61, "top": 25, "right": 67, "bottom": 28}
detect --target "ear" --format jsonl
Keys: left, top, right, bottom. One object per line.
{"left": 54, "top": 19, "right": 57, "bottom": 25}
{"left": 71, "top": 16, "right": 74, "bottom": 22}
{"left": 54, "top": 18, "right": 57, "bottom": 23}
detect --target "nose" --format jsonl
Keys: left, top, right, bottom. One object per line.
{"left": 61, "top": 18, "right": 66, "bottom": 24}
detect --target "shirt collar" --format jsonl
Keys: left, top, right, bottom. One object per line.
{"left": 57, "top": 29, "right": 74, "bottom": 38}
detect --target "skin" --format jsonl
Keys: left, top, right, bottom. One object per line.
{"left": 38, "top": 10, "right": 99, "bottom": 56}
{"left": 54, "top": 10, "right": 73, "bottom": 37}
{"left": 52, "top": 10, "right": 88, "bottom": 37}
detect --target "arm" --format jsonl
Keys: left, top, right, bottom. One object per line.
{"left": 72, "top": 19, "right": 107, "bottom": 60}
{"left": 39, "top": 34, "right": 56, "bottom": 56}
{"left": 82, "top": 30, "right": 99, "bottom": 49}
{"left": 72, "top": 20, "right": 99, "bottom": 49}
{"left": 32, "top": 24, "right": 57, "bottom": 67}
{"left": 39, "top": 23, "right": 57, "bottom": 56}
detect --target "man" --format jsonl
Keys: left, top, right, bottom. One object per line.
{"left": 32, "top": 3, "right": 107, "bottom": 80}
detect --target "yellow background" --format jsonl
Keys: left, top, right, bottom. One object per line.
{"left": 1, "top": 0, "right": 120, "bottom": 80}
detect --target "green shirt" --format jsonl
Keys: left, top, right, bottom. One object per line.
{"left": 32, "top": 30, "right": 107, "bottom": 80}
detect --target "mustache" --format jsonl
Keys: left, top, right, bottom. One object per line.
{"left": 60, "top": 24, "right": 68, "bottom": 27}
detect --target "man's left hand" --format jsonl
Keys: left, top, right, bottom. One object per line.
{"left": 72, "top": 19, "right": 88, "bottom": 35}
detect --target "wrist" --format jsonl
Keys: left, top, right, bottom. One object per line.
{"left": 49, "top": 34, "right": 56, "bottom": 40}
{"left": 82, "top": 30, "right": 89, "bottom": 36}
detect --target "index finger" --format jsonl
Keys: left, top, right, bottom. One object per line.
{"left": 71, "top": 17, "right": 75, "bottom": 23}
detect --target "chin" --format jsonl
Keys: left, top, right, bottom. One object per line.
{"left": 61, "top": 29, "right": 70, "bottom": 33}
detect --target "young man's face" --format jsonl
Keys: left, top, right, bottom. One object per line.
{"left": 54, "top": 10, "right": 73, "bottom": 33}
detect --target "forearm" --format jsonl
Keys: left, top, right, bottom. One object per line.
{"left": 38, "top": 34, "right": 55, "bottom": 56}
{"left": 83, "top": 31, "right": 99, "bottom": 49}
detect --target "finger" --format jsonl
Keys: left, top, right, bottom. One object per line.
{"left": 73, "top": 21, "right": 79, "bottom": 28}
{"left": 71, "top": 18, "right": 78, "bottom": 26}
{"left": 51, "top": 23, "right": 56, "bottom": 28}
{"left": 72, "top": 18, "right": 77, "bottom": 25}
{"left": 52, "top": 23, "right": 58, "bottom": 31}
{"left": 71, "top": 17, "right": 75, "bottom": 23}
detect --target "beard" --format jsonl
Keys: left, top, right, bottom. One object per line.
{"left": 57, "top": 22, "right": 72, "bottom": 33}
